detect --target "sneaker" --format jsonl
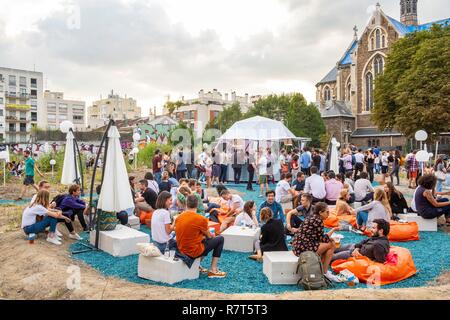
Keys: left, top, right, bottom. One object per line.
{"left": 55, "top": 229, "right": 63, "bottom": 237}
{"left": 208, "top": 270, "right": 227, "bottom": 278}
{"left": 46, "top": 236, "right": 62, "bottom": 245}
{"left": 69, "top": 233, "right": 82, "bottom": 240}
{"left": 325, "top": 271, "right": 342, "bottom": 283}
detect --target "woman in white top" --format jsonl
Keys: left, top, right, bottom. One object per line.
{"left": 21, "top": 190, "right": 71, "bottom": 245}
{"left": 234, "top": 200, "right": 259, "bottom": 228}
{"left": 145, "top": 172, "right": 160, "bottom": 194}
{"left": 355, "top": 188, "right": 392, "bottom": 231}
{"left": 151, "top": 191, "right": 177, "bottom": 254}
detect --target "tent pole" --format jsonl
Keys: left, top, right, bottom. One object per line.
{"left": 73, "top": 134, "right": 85, "bottom": 195}
{"left": 70, "top": 129, "right": 80, "bottom": 189}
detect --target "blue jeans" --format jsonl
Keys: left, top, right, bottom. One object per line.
{"left": 357, "top": 211, "right": 369, "bottom": 227}
{"left": 436, "top": 180, "right": 443, "bottom": 193}
{"left": 23, "top": 216, "right": 57, "bottom": 235}
{"left": 219, "top": 165, "right": 228, "bottom": 183}
{"left": 154, "top": 171, "right": 162, "bottom": 184}
{"left": 153, "top": 238, "right": 178, "bottom": 254}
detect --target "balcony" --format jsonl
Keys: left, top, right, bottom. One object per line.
{"left": 5, "top": 115, "right": 30, "bottom": 123}
{"left": 6, "top": 129, "right": 29, "bottom": 134}
{"left": 5, "top": 92, "right": 30, "bottom": 99}
{"left": 5, "top": 104, "right": 31, "bottom": 111}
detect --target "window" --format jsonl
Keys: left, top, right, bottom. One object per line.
{"left": 9, "top": 123, "right": 15, "bottom": 132}
{"left": 59, "top": 104, "right": 68, "bottom": 113}
{"left": 375, "top": 29, "right": 381, "bottom": 49}
{"left": 30, "top": 89, "right": 37, "bottom": 97}
{"left": 31, "top": 112, "right": 37, "bottom": 121}
{"left": 48, "top": 114, "right": 56, "bottom": 119}
{"left": 8, "top": 86, "right": 16, "bottom": 95}
{"left": 30, "top": 78, "right": 37, "bottom": 88}
{"left": 19, "top": 76, "right": 26, "bottom": 87}
{"left": 20, "top": 123, "right": 26, "bottom": 132}
{"left": 9, "top": 75, "right": 16, "bottom": 86}
{"left": 365, "top": 72, "right": 374, "bottom": 111}
{"left": 0, "top": 85, "right": 3, "bottom": 92}
{"left": 0, "top": 97, "right": 3, "bottom": 104}
{"left": 324, "top": 86, "right": 331, "bottom": 101}
{"left": 370, "top": 37, "right": 374, "bottom": 50}
{"left": 59, "top": 114, "right": 68, "bottom": 120}
{"left": 0, "top": 109, "right": 3, "bottom": 116}
{"left": 347, "top": 83, "right": 352, "bottom": 101}
{"left": 382, "top": 35, "right": 386, "bottom": 48}
{"left": 73, "top": 115, "right": 83, "bottom": 121}
{"left": 368, "top": 140, "right": 372, "bottom": 147}
{"left": 374, "top": 56, "right": 384, "bottom": 75}
{"left": 190, "top": 111, "right": 195, "bottom": 119}
{"left": 19, "top": 111, "right": 26, "bottom": 120}
{"left": 47, "top": 103, "right": 56, "bottom": 112}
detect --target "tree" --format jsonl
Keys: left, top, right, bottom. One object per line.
{"left": 206, "top": 102, "right": 243, "bottom": 133}
{"left": 372, "top": 24, "right": 450, "bottom": 140}
{"left": 246, "top": 93, "right": 326, "bottom": 147}
{"left": 165, "top": 100, "right": 185, "bottom": 115}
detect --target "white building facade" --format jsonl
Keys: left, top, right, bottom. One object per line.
{"left": 43, "top": 91, "right": 87, "bottom": 131}
{"left": 0, "top": 67, "right": 44, "bottom": 143}
{"left": 0, "top": 76, "right": 5, "bottom": 142}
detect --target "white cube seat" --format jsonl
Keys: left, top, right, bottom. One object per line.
{"left": 397, "top": 213, "right": 437, "bottom": 232}
{"left": 127, "top": 215, "right": 140, "bottom": 230}
{"left": 89, "top": 224, "right": 150, "bottom": 257}
{"left": 221, "top": 226, "right": 261, "bottom": 253}
{"left": 263, "top": 251, "right": 300, "bottom": 285}
{"left": 138, "top": 255, "right": 200, "bottom": 284}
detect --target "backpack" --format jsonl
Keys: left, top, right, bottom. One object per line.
{"left": 296, "top": 251, "right": 332, "bottom": 290}
{"left": 52, "top": 194, "right": 68, "bottom": 209}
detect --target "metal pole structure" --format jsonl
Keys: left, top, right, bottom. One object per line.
{"left": 73, "top": 136, "right": 85, "bottom": 195}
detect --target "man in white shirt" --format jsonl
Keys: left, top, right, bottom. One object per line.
{"left": 304, "top": 166, "right": 326, "bottom": 203}
{"left": 354, "top": 172, "right": 374, "bottom": 202}
{"left": 257, "top": 150, "right": 269, "bottom": 197}
{"left": 219, "top": 189, "right": 245, "bottom": 232}
{"left": 275, "top": 172, "right": 297, "bottom": 203}
{"left": 353, "top": 149, "right": 365, "bottom": 180}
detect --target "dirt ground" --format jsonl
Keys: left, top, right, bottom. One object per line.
{"left": 1, "top": 172, "right": 449, "bottom": 300}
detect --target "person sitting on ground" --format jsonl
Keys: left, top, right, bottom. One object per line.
{"left": 60, "top": 184, "right": 89, "bottom": 232}
{"left": 256, "top": 190, "right": 285, "bottom": 224}
{"left": 338, "top": 173, "right": 355, "bottom": 204}
{"left": 292, "top": 202, "right": 341, "bottom": 283}
{"left": 178, "top": 178, "right": 189, "bottom": 189}
{"left": 384, "top": 182, "right": 408, "bottom": 215}
{"left": 325, "top": 171, "right": 343, "bottom": 205}
{"left": 354, "top": 172, "right": 374, "bottom": 203}
{"left": 145, "top": 172, "right": 160, "bottom": 195}
{"left": 292, "top": 171, "right": 306, "bottom": 193}
{"left": 21, "top": 190, "right": 71, "bottom": 245}
{"left": 234, "top": 200, "right": 259, "bottom": 228}
{"left": 275, "top": 173, "right": 298, "bottom": 204}
{"left": 286, "top": 193, "right": 314, "bottom": 235}
{"left": 414, "top": 174, "right": 450, "bottom": 224}
{"left": 331, "top": 219, "right": 390, "bottom": 263}
{"left": 158, "top": 171, "right": 172, "bottom": 193}
{"left": 135, "top": 179, "right": 158, "bottom": 216}
{"left": 249, "top": 207, "right": 288, "bottom": 262}
{"left": 304, "top": 166, "right": 326, "bottom": 203}
{"left": 176, "top": 186, "right": 192, "bottom": 212}
{"left": 215, "top": 183, "right": 228, "bottom": 197}
{"left": 195, "top": 181, "right": 209, "bottom": 204}
{"left": 175, "top": 195, "right": 227, "bottom": 278}
{"left": 355, "top": 188, "right": 392, "bottom": 231}
{"left": 95, "top": 184, "right": 128, "bottom": 226}
{"left": 335, "top": 189, "right": 356, "bottom": 216}
{"left": 215, "top": 189, "right": 245, "bottom": 232}
{"left": 151, "top": 191, "right": 177, "bottom": 254}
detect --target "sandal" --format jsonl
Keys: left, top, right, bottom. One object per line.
{"left": 207, "top": 269, "right": 227, "bottom": 278}
{"left": 199, "top": 266, "right": 209, "bottom": 274}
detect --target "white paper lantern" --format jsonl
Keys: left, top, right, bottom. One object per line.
{"left": 133, "top": 132, "right": 141, "bottom": 141}
{"left": 60, "top": 121, "right": 74, "bottom": 133}
{"left": 133, "top": 147, "right": 139, "bottom": 154}
{"left": 416, "top": 150, "right": 430, "bottom": 162}
{"left": 414, "top": 130, "right": 428, "bottom": 142}
{"left": 50, "top": 159, "right": 56, "bottom": 166}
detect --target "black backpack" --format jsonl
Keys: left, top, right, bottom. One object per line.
{"left": 296, "top": 251, "right": 333, "bottom": 290}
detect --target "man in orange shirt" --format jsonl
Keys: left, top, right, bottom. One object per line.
{"left": 175, "top": 195, "right": 227, "bottom": 278}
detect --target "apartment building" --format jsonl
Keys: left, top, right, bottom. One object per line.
{"left": 0, "top": 67, "right": 44, "bottom": 143}
{"left": 87, "top": 90, "right": 142, "bottom": 130}
{"left": 0, "top": 77, "right": 5, "bottom": 142}
{"left": 43, "top": 90, "right": 87, "bottom": 131}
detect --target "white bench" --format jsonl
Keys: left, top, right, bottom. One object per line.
{"left": 221, "top": 226, "right": 261, "bottom": 253}
{"left": 127, "top": 215, "right": 140, "bottom": 230}
{"left": 89, "top": 224, "right": 150, "bottom": 257}
{"left": 263, "top": 251, "right": 300, "bottom": 285}
{"left": 138, "top": 255, "right": 200, "bottom": 284}
{"left": 397, "top": 213, "right": 437, "bottom": 232}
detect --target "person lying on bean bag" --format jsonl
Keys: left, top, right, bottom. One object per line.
{"left": 331, "top": 219, "right": 390, "bottom": 264}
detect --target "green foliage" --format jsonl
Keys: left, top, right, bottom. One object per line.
{"left": 320, "top": 132, "right": 332, "bottom": 151}
{"left": 372, "top": 24, "right": 450, "bottom": 140}
{"left": 207, "top": 102, "right": 243, "bottom": 133}
{"left": 165, "top": 100, "right": 185, "bottom": 115}
{"left": 136, "top": 142, "right": 173, "bottom": 168}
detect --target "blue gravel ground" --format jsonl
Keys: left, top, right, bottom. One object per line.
{"left": 69, "top": 183, "right": 450, "bottom": 294}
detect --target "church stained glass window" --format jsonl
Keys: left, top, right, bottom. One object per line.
{"left": 365, "top": 72, "right": 373, "bottom": 111}
{"left": 324, "top": 86, "right": 331, "bottom": 101}
{"left": 374, "top": 56, "right": 384, "bottom": 75}
{"left": 376, "top": 29, "right": 381, "bottom": 49}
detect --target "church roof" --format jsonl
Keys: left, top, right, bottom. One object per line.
{"left": 317, "top": 66, "right": 337, "bottom": 85}
{"left": 339, "top": 40, "right": 358, "bottom": 66}
{"left": 386, "top": 16, "right": 450, "bottom": 36}
{"left": 317, "top": 100, "right": 354, "bottom": 118}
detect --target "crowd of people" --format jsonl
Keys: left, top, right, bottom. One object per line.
{"left": 18, "top": 144, "right": 450, "bottom": 283}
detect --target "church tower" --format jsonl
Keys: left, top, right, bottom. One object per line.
{"left": 400, "top": 0, "right": 418, "bottom": 26}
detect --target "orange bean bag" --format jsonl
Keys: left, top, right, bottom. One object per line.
{"left": 331, "top": 246, "right": 417, "bottom": 285}
{"left": 364, "top": 221, "right": 420, "bottom": 242}
{"left": 139, "top": 211, "right": 153, "bottom": 225}
{"left": 324, "top": 213, "right": 357, "bottom": 228}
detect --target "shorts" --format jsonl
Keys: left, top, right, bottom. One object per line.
{"left": 259, "top": 175, "right": 268, "bottom": 184}
{"left": 23, "top": 175, "right": 35, "bottom": 186}
{"left": 409, "top": 170, "right": 418, "bottom": 179}
{"left": 381, "top": 166, "right": 388, "bottom": 174}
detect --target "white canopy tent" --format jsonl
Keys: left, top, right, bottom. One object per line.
{"left": 97, "top": 126, "right": 135, "bottom": 213}
{"left": 61, "top": 130, "right": 80, "bottom": 185}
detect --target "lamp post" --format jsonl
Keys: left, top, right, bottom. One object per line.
{"left": 414, "top": 130, "right": 428, "bottom": 174}
{"left": 50, "top": 159, "right": 56, "bottom": 177}
{"left": 132, "top": 132, "right": 141, "bottom": 170}
{"left": 133, "top": 147, "right": 139, "bottom": 170}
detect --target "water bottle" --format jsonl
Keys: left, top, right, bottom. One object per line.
{"left": 164, "top": 243, "right": 170, "bottom": 259}
{"left": 241, "top": 220, "right": 246, "bottom": 228}
{"left": 209, "top": 227, "right": 215, "bottom": 237}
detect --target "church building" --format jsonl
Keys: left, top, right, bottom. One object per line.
{"left": 316, "top": 1, "right": 449, "bottom": 149}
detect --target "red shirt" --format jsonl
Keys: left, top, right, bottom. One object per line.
{"left": 152, "top": 154, "right": 162, "bottom": 173}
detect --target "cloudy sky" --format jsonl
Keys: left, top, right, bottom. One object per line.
{"left": 1, "top": 0, "right": 449, "bottom": 115}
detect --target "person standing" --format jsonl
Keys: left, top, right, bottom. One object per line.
{"left": 17, "top": 150, "right": 44, "bottom": 201}
{"left": 353, "top": 149, "right": 365, "bottom": 180}
{"left": 175, "top": 147, "right": 188, "bottom": 180}
{"left": 408, "top": 151, "right": 419, "bottom": 189}
{"left": 257, "top": 149, "right": 269, "bottom": 197}
{"left": 319, "top": 150, "right": 327, "bottom": 175}
{"left": 434, "top": 157, "right": 447, "bottom": 193}
{"left": 246, "top": 151, "right": 256, "bottom": 191}
{"left": 300, "top": 147, "right": 312, "bottom": 176}
{"left": 366, "top": 149, "right": 375, "bottom": 183}
{"left": 231, "top": 148, "right": 243, "bottom": 184}
{"left": 219, "top": 149, "right": 228, "bottom": 184}
{"left": 312, "top": 150, "right": 322, "bottom": 170}
{"left": 390, "top": 150, "right": 402, "bottom": 186}
{"left": 152, "top": 149, "right": 163, "bottom": 184}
